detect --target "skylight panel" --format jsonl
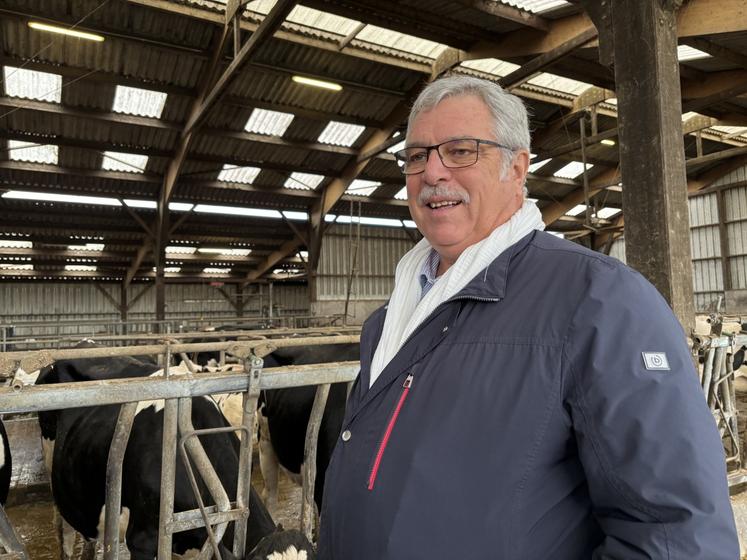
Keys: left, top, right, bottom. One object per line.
{"left": 346, "top": 179, "right": 380, "bottom": 196}
{"left": 285, "top": 172, "right": 325, "bottom": 190}
{"left": 596, "top": 207, "right": 621, "bottom": 219}
{"left": 565, "top": 204, "right": 587, "bottom": 217}
{"left": 554, "top": 162, "right": 593, "bottom": 179}
{"left": 528, "top": 157, "right": 550, "bottom": 173}
{"left": 403, "top": 219, "right": 417, "bottom": 228}
{"left": 460, "top": 58, "right": 520, "bottom": 77}
{"left": 528, "top": 73, "right": 593, "bottom": 96}
{"left": 324, "top": 214, "right": 337, "bottom": 222}
{"left": 355, "top": 25, "right": 448, "bottom": 59}
{"left": 387, "top": 140, "right": 406, "bottom": 154}
{"left": 203, "top": 267, "right": 231, "bottom": 274}
{"left": 3, "top": 66, "right": 61, "bottom": 102}
{"left": 218, "top": 164, "right": 261, "bottom": 184}
{"left": 503, "top": 1, "right": 570, "bottom": 13}
{"left": 2, "top": 190, "right": 121, "bottom": 206}
{"left": 0, "top": 239, "right": 32, "bottom": 248}
{"left": 8, "top": 140, "right": 58, "bottom": 164}
{"left": 282, "top": 210, "right": 309, "bottom": 221}
{"left": 677, "top": 45, "right": 711, "bottom": 62}
{"left": 65, "top": 264, "right": 97, "bottom": 272}
{"left": 548, "top": 231, "right": 565, "bottom": 238}
{"left": 298, "top": 250, "right": 309, "bottom": 259}
{"left": 102, "top": 152, "right": 148, "bottom": 173}
{"left": 285, "top": 5, "right": 362, "bottom": 36}
{"left": 193, "top": 204, "right": 283, "bottom": 219}
{"left": 318, "top": 121, "right": 365, "bottom": 147}
{"left": 166, "top": 245, "right": 196, "bottom": 254}
{"left": 154, "top": 266, "right": 181, "bottom": 273}
{"left": 68, "top": 243, "right": 104, "bottom": 251}
{"left": 394, "top": 186, "right": 408, "bottom": 200}
{"left": 0, "top": 263, "right": 33, "bottom": 270}
{"left": 245, "top": 108, "right": 294, "bottom": 136}
{"left": 112, "top": 85, "right": 167, "bottom": 118}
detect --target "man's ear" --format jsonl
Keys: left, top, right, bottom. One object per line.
{"left": 510, "top": 150, "right": 530, "bottom": 186}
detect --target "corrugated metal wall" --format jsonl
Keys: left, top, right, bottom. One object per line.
{"left": 316, "top": 224, "right": 415, "bottom": 300}
{"left": 0, "top": 282, "right": 309, "bottom": 336}
{"left": 608, "top": 191, "right": 727, "bottom": 312}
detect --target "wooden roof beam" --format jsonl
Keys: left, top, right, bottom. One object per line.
{"left": 454, "top": 0, "right": 550, "bottom": 31}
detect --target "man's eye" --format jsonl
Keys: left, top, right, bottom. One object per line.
{"left": 407, "top": 152, "right": 427, "bottom": 163}
{"left": 447, "top": 148, "right": 475, "bottom": 157}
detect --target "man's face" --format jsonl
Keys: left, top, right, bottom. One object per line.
{"left": 406, "top": 94, "right": 528, "bottom": 268}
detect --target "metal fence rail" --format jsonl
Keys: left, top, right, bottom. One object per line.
{"left": 0, "top": 335, "right": 359, "bottom": 558}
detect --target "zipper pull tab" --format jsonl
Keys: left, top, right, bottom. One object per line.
{"left": 403, "top": 374, "right": 413, "bottom": 388}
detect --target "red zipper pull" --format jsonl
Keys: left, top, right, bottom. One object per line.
{"left": 403, "top": 373, "right": 413, "bottom": 388}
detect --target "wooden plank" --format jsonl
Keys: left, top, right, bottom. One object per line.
{"left": 454, "top": 0, "right": 550, "bottom": 31}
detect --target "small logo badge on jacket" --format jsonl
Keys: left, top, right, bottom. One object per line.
{"left": 642, "top": 352, "right": 670, "bottom": 371}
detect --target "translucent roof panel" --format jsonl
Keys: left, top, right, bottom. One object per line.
{"left": 596, "top": 207, "right": 621, "bottom": 219}
{"left": 3, "top": 66, "right": 61, "bottom": 102}
{"left": 403, "top": 219, "right": 417, "bottom": 228}
{"left": 245, "top": 108, "right": 294, "bottom": 136}
{"left": 0, "top": 263, "right": 33, "bottom": 270}
{"left": 203, "top": 267, "right": 231, "bottom": 274}
{"left": 124, "top": 199, "right": 157, "bottom": 209}
{"left": 554, "top": 162, "right": 593, "bottom": 179}
{"left": 8, "top": 140, "right": 58, "bottom": 164}
{"left": 528, "top": 73, "right": 593, "bottom": 96}
{"left": 112, "top": 85, "right": 168, "bottom": 118}
{"left": 394, "top": 186, "right": 408, "bottom": 200}
{"left": 68, "top": 243, "right": 104, "bottom": 251}
{"left": 166, "top": 245, "right": 196, "bottom": 254}
{"left": 102, "top": 152, "right": 149, "bottom": 173}
{"left": 65, "top": 264, "right": 97, "bottom": 272}
{"left": 0, "top": 239, "right": 32, "bottom": 248}
{"left": 677, "top": 45, "right": 711, "bottom": 62}
{"left": 565, "top": 204, "right": 587, "bottom": 217}
{"left": 460, "top": 58, "right": 520, "bottom": 77}
{"left": 284, "top": 172, "right": 325, "bottom": 190}
{"left": 502, "top": 1, "right": 571, "bottom": 13}
{"left": 318, "top": 121, "right": 366, "bottom": 146}
{"left": 337, "top": 215, "right": 404, "bottom": 228}
{"left": 387, "top": 140, "right": 406, "bottom": 154}
{"left": 285, "top": 5, "right": 361, "bottom": 36}
{"left": 282, "top": 210, "right": 309, "bottom": 221}
{"left": 218, "top": 164, "right": 261, "bottom": 184}
{"left": 355, "top": 25, "right": 449, "bottom": 59}
{"left": 345, "top": 179, "right": 380, "bottom": 196}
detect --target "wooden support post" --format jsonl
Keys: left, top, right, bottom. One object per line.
{"left": 601, "top": 0, "right": 695, "bottom": 331}
{"left": 236, "top": 283, "right": 245, "bottom": 318}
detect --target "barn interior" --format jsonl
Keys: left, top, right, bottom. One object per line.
{"left": 1, "top": 0, "right": 747, "bottom": 557}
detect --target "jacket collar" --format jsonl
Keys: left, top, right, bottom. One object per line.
{"left": 450, "top": 230, "right": 537, "bottom": 301}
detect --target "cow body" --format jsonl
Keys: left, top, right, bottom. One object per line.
{"left": 38, "top": 356, "right": 314, "bottom": 560}
{"left": 259, "top": 344, "right": 359, "bottom": 512}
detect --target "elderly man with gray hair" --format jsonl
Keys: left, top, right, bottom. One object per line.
{"left": 317, "top": 75, "right": 738, "bottom": 559}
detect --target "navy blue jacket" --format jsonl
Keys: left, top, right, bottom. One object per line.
{"left": 318, "top": 231, "right": 738, "bottom": 560}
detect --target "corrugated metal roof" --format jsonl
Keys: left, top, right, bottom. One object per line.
{"left": 501, "top": 1, "right": 571, "bottom": 14}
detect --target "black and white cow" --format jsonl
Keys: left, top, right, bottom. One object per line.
{"left": 258, "top": 343, "right": 359, "bottom": 514}
{"left": 37, "top": 355, "right": 315, "bottom": 560}
{"left": 0, "top": 418, "right": 10, "bottom": 506}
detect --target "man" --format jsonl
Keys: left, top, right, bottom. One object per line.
{"left": 318, "top": 75, "right": 738, "bottom": 559}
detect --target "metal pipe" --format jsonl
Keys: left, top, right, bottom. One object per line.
{"left": 177, "top": 397, "right": 230, "bottom": 559}
{"left": 0, "top": 363, "right": 360, "bottom": 414}
{"left": 103, "top": 401, "right": 138, "bottom": 560}
{"left": 301, "top": 382, "right": 331, "bottom": 541}
{"left": 701, "top": 347, "right": 716, "bottom": 397}
{"left": 709, "top": 347, "right": 727, "bottom": 409}
{"left": 232, "top": 356, "right": 263, "bottom": 556}
{"left": 0, "top": 503, "right": 28, "bottom": 557}
{"left": 157, "top": 397, "right": 179, "bottom": 559}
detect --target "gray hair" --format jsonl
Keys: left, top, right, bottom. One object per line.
{"left": 407, "top": 75, "right": 531, "bottom": 185}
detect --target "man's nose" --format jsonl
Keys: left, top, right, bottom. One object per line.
{"left": 422, "top": 148, "right": 450, "bottom": 183}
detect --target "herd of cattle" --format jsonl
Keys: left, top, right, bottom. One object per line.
{"left": 0, "top": 335, "right": 360, "bottom": 559}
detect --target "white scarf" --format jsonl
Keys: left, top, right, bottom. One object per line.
{"left": 369, "top": 201, "right": 545, "bottom": 387}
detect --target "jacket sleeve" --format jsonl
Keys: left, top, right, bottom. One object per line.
{"left": 564, "top": 259, "right": 738, "bottom": 559}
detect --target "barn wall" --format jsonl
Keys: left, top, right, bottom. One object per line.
{"left": 314, "top": 224, "right": 416, "bottom": 324}
{"left": 0, "top": 282, "right": 309, "bottom": 337}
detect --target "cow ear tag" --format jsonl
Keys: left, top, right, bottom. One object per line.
{"left": 642, "top": 352, "right": 670, "bottom": 371}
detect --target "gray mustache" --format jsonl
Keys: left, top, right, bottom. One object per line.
{"left": 417, "top": 185, "right": 471, "bottom": 206}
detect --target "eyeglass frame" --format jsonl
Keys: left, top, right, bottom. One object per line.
{"left": 393, "top": 138, "right": 514, "bottom": 175}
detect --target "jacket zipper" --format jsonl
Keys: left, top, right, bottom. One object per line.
{"left": 367, "top": 373, "right": 414, "bottom": 490}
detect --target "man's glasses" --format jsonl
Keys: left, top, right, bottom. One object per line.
{"left": 393, "top": 138, "right": 512, "bottom": 175}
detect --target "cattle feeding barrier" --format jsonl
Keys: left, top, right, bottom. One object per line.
{"left": 0, "top": 333, "right": 360, "bottom": 559}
